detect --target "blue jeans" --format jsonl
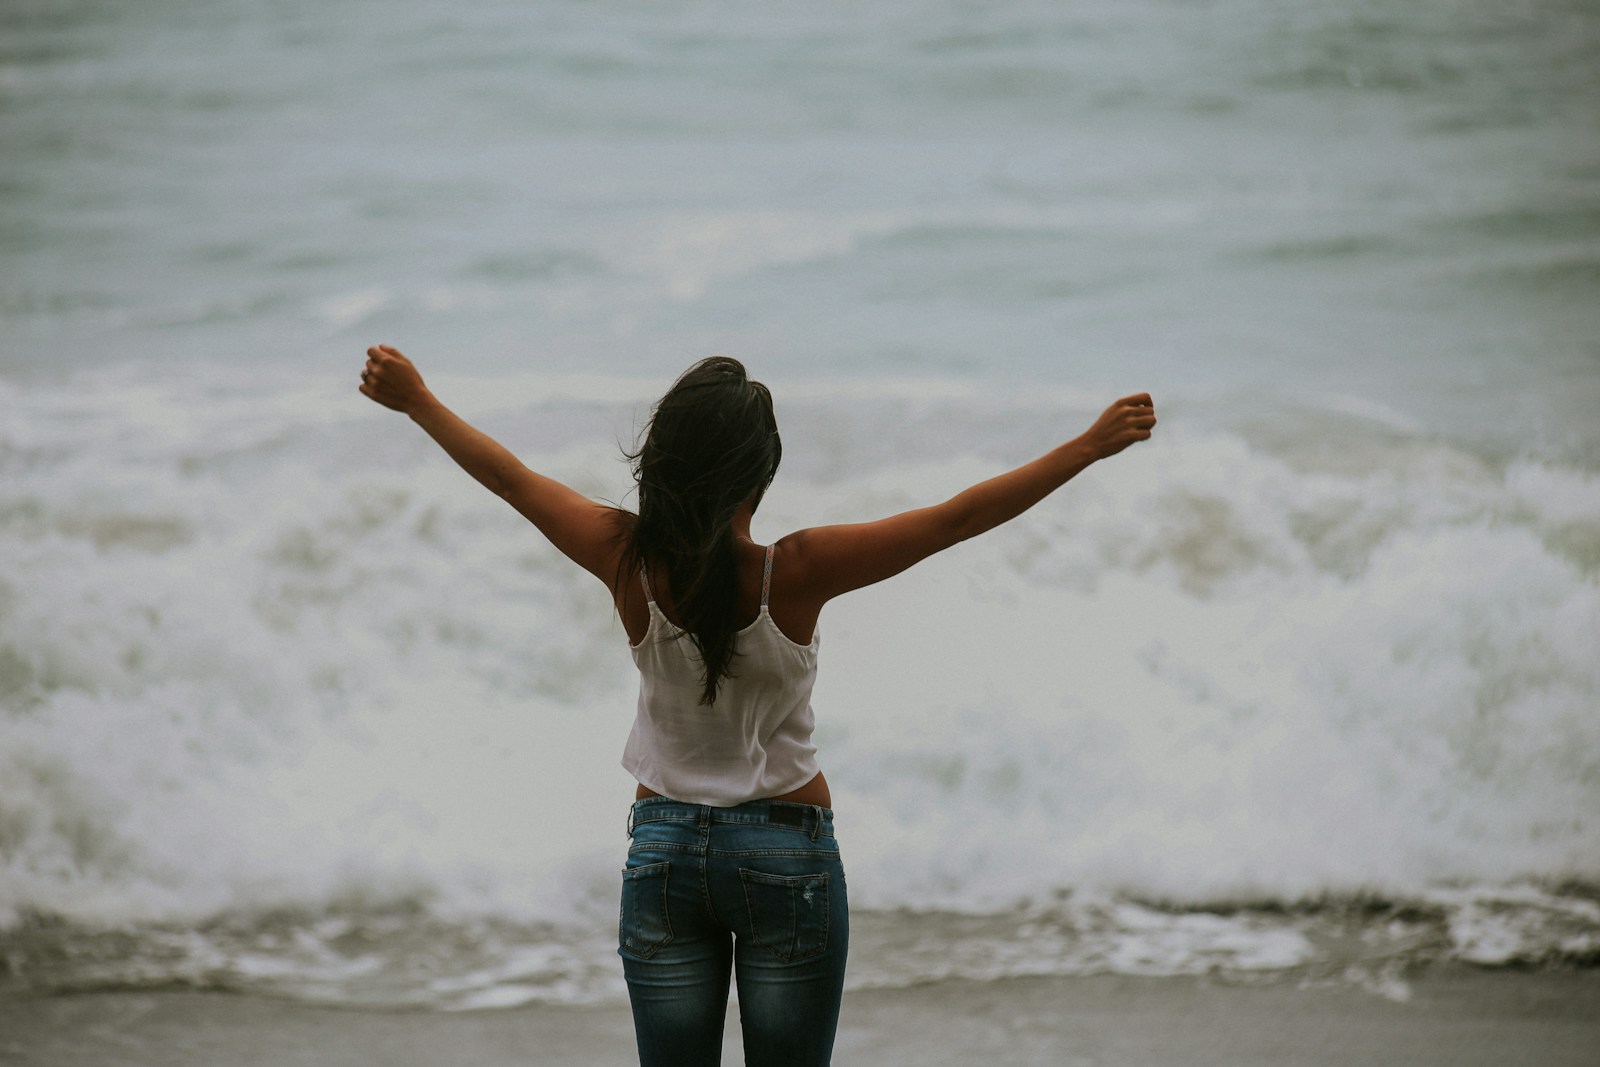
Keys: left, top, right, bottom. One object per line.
{"left": 619, "top": 797, "right": 849, "bottom": 1066}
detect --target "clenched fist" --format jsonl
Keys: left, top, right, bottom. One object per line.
{"left": 358, "top": 344, "right": 433, "bottom": 415}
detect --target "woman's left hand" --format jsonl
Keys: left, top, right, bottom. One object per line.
{"left": 359, "top": 344, "right": 433, "bottom": 414}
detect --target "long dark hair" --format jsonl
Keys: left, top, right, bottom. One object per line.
{"left": 622, "top": 356, "right": 782, "bottom": 705}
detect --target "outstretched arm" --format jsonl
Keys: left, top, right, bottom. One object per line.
{"left": 358, "top": 345, "right": 624, "bottom": 585}
{"left": 785, "top": 393, "right": 1155, "bottom": 605}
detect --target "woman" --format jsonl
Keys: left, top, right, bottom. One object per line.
{"left": 358, "top": 345, "right": 1155, "bottom": 1065}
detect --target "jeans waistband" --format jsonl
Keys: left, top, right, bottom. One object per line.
{"left": 627, "top": 797, "right": 834, "bottom": 841}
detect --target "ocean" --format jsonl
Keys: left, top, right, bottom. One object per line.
{"left": 3, "top": 0, "right": 1598, "bottom": 1011}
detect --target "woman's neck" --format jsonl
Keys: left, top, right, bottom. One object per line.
{"left": 730, "top": 499, "right": 756, "bottom": 545}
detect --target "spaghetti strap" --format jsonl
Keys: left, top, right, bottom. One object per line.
{"left": 760, "top": 544, "right": 775, "bottom": 608}
{"left": 639, "top": 562, "right": 654, "bottom": 604}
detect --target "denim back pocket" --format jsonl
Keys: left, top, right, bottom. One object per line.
{"left": 619, "top": 861, "right": 673, "bottom": 959}
{"left": 739, "top": 869, "right": 829, "bottom": 963}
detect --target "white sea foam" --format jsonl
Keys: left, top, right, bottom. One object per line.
{"left": 3, "top": 370, "right": 1597, "bottom": 939}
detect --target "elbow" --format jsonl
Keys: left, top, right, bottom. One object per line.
{"left": 480, "top": 466, "right": 513, "bottom": 502}
{"left": 942, "top": 482, "right": 1032, "bottom": 546}
{"left": 487, "top": 457, "right": 526, "bottom": 501}
{"left": 944, "top": 497, "right": 987, "bottom": 547}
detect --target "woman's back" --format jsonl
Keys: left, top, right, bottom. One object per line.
{"left": 624, "top": 542, "right": 821, "bottom": 807}
{"left": 617, "top": 535, "right": 815, "bottom": 648}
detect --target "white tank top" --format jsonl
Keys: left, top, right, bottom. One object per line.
{"left": 622, "top": 545, "right": 821, "bottom": 806}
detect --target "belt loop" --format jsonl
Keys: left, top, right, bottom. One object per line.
{"left": 809, "top": 805, "right": 822, "bottom": 842}
{"left": 626, "top": 804, "right": 636, "bottom": 839}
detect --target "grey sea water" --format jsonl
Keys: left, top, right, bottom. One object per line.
{"left": 3, "top": 0, "right": 1598, "bottom": 1008}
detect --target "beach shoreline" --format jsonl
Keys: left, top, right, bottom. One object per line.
{"left": 5, "top": 966, "right": 1597, "bottom": 1066}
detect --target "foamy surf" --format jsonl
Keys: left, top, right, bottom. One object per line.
{"left": 6, "top": 886, "right": 1596, "bottom": 1010}
{"left": 2, "top": 366, "right": 1597, "bottom": 1006}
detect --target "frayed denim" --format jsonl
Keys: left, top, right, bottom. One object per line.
{"left": 619, "top": 798, "right": 848, "bottom": 1066}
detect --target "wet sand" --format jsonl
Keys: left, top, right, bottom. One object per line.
{"left": 4, "top": 967, "right": 1597, "bottom": 1066}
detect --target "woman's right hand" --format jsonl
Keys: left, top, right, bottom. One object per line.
{"left": 358, "top": 344, "right": 434, "bottom": 415}
{"left": 1082, "top": 393, "right": 1156, "bottom": 460}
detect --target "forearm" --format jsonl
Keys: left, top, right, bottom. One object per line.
{"left": 407, "top": 395, "right": 525, "bottom": 499}
{"left": 945, "top": 436, "right": 1099, "bottom": 543}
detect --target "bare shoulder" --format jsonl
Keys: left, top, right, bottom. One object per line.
{"left": 769, "top": 502, "right": 963, "bottom": 606}
{"left": 764, "top": 530, "right": 829, "bottom": 641}
{"left": 770, "top": 525, "right": 837, "bottom": 588}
